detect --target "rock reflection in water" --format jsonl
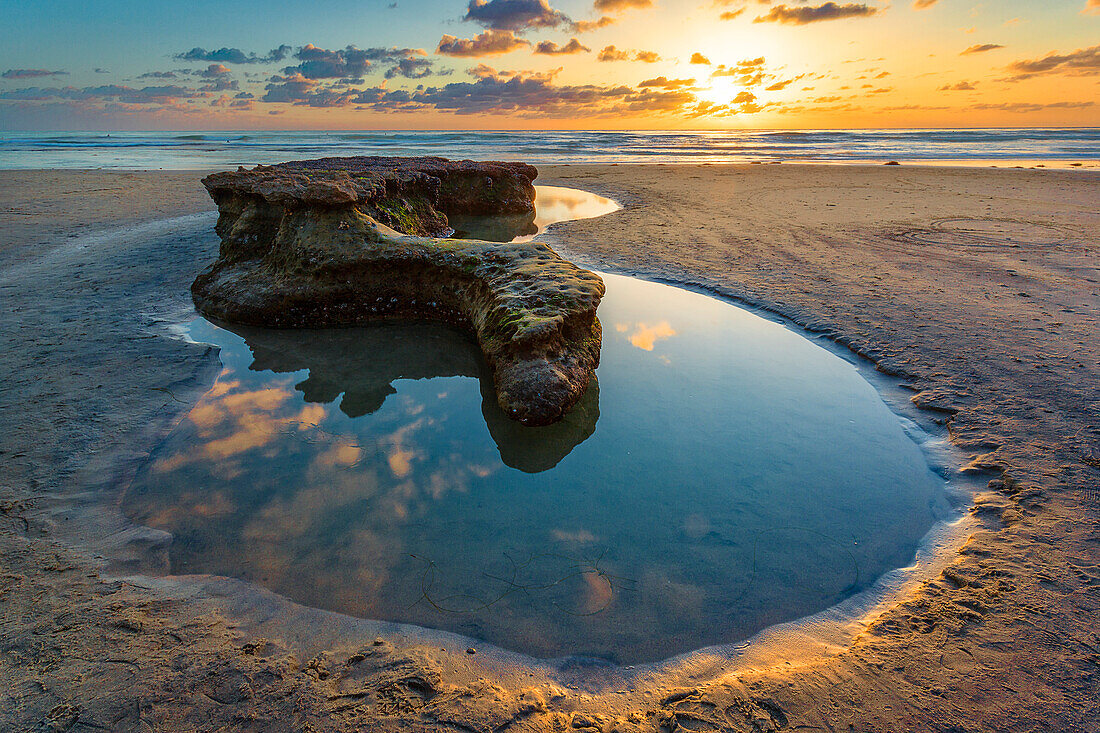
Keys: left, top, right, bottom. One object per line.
{"left": 230, "top": 320, "right": 598, "bottom": 472}
{"left": 448, "top": 211, "right": 538, "bottom": 242}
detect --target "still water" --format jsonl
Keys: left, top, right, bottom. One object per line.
{"left": 447, "top": 184, "right": 619, "bottom": 242}
{"left": 127, "top": 267, "right": 951, "bottom": 663}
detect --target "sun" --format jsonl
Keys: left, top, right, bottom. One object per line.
{"left": 692, "top": 77, "right": 748, "bottom": 107}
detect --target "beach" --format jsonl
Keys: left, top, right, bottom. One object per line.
{"left": 1, "top": 164, "right": 1098, "bottom": 731}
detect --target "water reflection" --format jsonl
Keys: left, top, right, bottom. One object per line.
{"left": 448, "top": 211, "right": 537, "bottom": 242}
{"left": 479, "top": 375, "right": 599, "bottom": 474}
{"left": 448, "top": 185, "right": 620, "bottom": 242}
{"left": 616, "top": 320, "right": 677, "bottom": 352}
{"left": 226, "top": 321, "right": 599, "bottom": 472}
{"left": 128, "top": 273, "right": 951, "bottom": 664}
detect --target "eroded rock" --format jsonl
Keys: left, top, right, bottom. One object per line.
{"left": 192, "top": 157, "right": 604, "bottom": 425}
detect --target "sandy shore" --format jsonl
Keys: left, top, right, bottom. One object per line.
{"left": 0, "top": 170, "right": 213, "bottom": 267}
{"left": 1, "top": 164, "right": 1097, "bottom": 731}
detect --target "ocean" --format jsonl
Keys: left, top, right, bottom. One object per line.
{"left": 0, "top": 128, "right": 1096, "bottom": 170}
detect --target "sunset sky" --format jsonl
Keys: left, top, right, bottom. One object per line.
{"left": 1, "top": 0, "right": 1097, "bottom": 129}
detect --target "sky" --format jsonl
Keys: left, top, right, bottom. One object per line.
{"left": 0, "top": 0, "right": 1097, "bottom": 129}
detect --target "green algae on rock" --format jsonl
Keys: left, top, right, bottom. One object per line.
{"left": 191, "top": 157, "right": 605, "bottom": 425}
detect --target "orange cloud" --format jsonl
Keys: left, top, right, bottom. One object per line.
{"left": 437, "top": 30, "right": 530, "bottom": 57}
{"left": 617, "top": 320, "right": 677, "bottom": 351}
{"left": 1004, "top": 44, "right": 1100, "bottom": 80}
{"left": 594, "top": 0, "right": 653, "bottom": 12}
{"left": 755, "top": 3, "right": 881, "bottom": 25}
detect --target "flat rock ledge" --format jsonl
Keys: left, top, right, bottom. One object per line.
{"left": 192, "top": 157, "right": 605, "bottom": 426}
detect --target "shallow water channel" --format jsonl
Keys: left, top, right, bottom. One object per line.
{"left": 125, "top": 188, "right": 954, "bottom": 664}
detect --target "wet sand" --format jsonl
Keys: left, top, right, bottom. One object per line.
{"left": 0, "top": 169, "right": 212, "bottom": 267}
{"left": 1, "top": 165, "right": 1098, "bottom": 731}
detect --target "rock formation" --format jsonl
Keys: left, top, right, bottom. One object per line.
{"left": 191, "top": 157, "right": 604, "bottom": 426}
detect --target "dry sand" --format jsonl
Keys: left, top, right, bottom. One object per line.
{"left": 0, "top": 164, "right": 1098, "bottom": 731}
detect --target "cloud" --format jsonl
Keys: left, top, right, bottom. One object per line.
{"left": 912, "top": 0, "right": 938, "bottom": 8}
{"left": 598, "top": 45, "right": 660, "bottom": 62}
{"left": 198, "top": 77, "right": 240, "bottom": 92}
{"left": 411, "top": 71, "right": 612, "bottom": 115}
{"left": 255, "top": 65, "right": 764, "bottom": 119}
{"left": 136, "top": 66, "right": 238, "bottom": 82}
{"left": 463, "top": 0, "right": 572, "bottom": 30}
{"left": 198, "top": 63, "right": 232, "bottom": 78}
{"left": 690, "top": 52, "right": 711, "bottom": 65}
{"left": 467, "top": 63, "right": 501, "bottom": 78}
{"left": 281, "top": 45, "right": 431, "bottom": 79}
{"left": 385, "top": 57, "right": 447, "bottom": 79}
{"left": 970, "top": 101, "right": 1095, "bottom": 112}
{"left": 880, "top": 103, "right": 947, "bottom": 111}
{"left": 684, "top": 90, "right": 762, "bottom": 117}
{"left": 962, "top": 44, "right": 1003, "bottom": 55}
{"left": 572, "top": 15, "right": 617, "bottom": 31}
{"left": 593, "top": 0, "right": 654, "bottom": 11}
{"left": 754, "top": 3, "right": 880, "bottom": 25}
{"left": 0, "top": 84, "right": 207, "bottom": 104}
{"left": 638, "top": 76, "right": 695, "bottom": 88}
{"left": 772, "top": 99, "right": 862, "bottom": 114}
{"left": 720, "top": 8, "right": 745, "bottom": 20}
{"left": 437, "top": 30, "right": 531, "bottom": 57}
{"left": 175, "top": 45, "right": 291, "bottom": 64}
{"left": 534, "top": 38, "right": 591, "bottom": 54}
{"left": 597, "top": 45, "right": 629, "bottom": 61}
{"left": 710, "top": 56, "right": 768, "bottom": 86}
{"left": 1084, "top": 0, "right": 1100, "bottom": 15}
{"left": 1005, "top": 45, "right": 1100, "bottom": 80}
{"left": 939, "top": 80, "right": 977, "bottom": 91}
{"left": 2, "top": 69, "right": 68, "bottom": 79}
{"left": 765, "top": 75, "right": 804, "bottom": 90}
{"left": 285, "top": 44, "right": 371, "bottom": 78}
{"left": 410, "top": 71, "right": 700, "bottom": 117}
{"left": 262, "top": 74, "right": 363, "bottom": 106}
